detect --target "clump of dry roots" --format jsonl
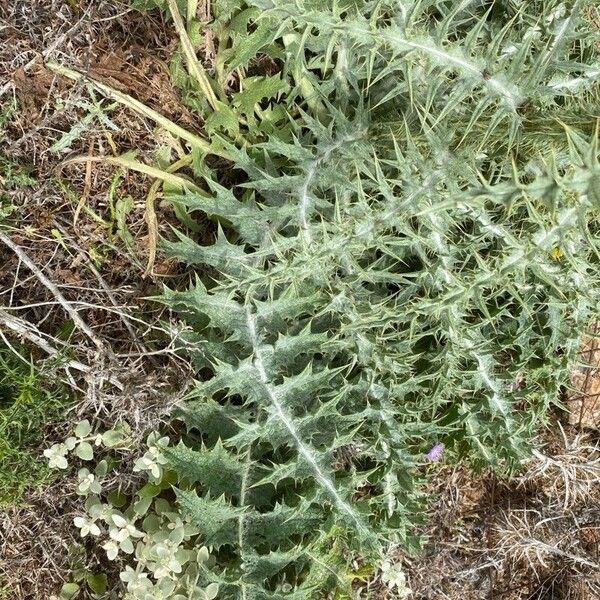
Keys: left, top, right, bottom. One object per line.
{"left": 386, "top": 425, "right": 600, "bottom": 600}
{"left": 493, "top": 426, "right": 600, "bottom": 599}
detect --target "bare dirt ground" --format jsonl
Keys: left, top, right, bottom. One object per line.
{"left": 0, "top": 2, "right": 599, "bottom": 599}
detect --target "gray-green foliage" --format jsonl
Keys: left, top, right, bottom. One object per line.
{"left": 144, "top": 0, "right": 600, "bottom": 597}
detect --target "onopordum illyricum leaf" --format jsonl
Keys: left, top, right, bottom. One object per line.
{"left": 142, "top": 0, "right": 600, "bottom": 597}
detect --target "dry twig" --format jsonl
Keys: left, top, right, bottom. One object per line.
{"left": 0, "top": 230, "right": 110, "bottom": 356}
{"left": 0, "top": 308, "right": 124, "bottom": 390}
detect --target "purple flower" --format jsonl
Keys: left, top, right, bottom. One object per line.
{"left": 425, "top": 442, "right": 444, "bottom": 462}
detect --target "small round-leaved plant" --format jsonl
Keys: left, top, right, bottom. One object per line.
{"left": 45, "top": 422, "right": 218, "bottom": 600}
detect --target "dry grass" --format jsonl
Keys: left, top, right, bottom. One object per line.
{"left": 1, "top": 478, "right": 85, "bottom": 599}
{"left": 0, "top": 2, "right": 198, "bottom": 597}
{"left": 389, "top": 424, "right": 600, "bottom": 600}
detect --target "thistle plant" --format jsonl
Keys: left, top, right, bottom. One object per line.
{"left": 48, "top": 0, "right": 600, "bottom": 597}
{"left": 154, "top": 1, "right": 600, "bottom": 597}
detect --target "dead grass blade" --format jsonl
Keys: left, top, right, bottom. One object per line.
{"left": 166, "top": 0, "right": 220, "bottom": 110}
{"left": 143, "top": 153, "right": 195, "bottom": 278}
{"left": 144, "top": 178, "right": 161, "bottom": 279}
{"left": 73, "top": 139, "right": 95, "bottom": 230}
{"left": 59, "top": 154, "right": 207, "bottom": 194}
{"left": 45, "top": 61, "right": 217, "bottom": 155}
